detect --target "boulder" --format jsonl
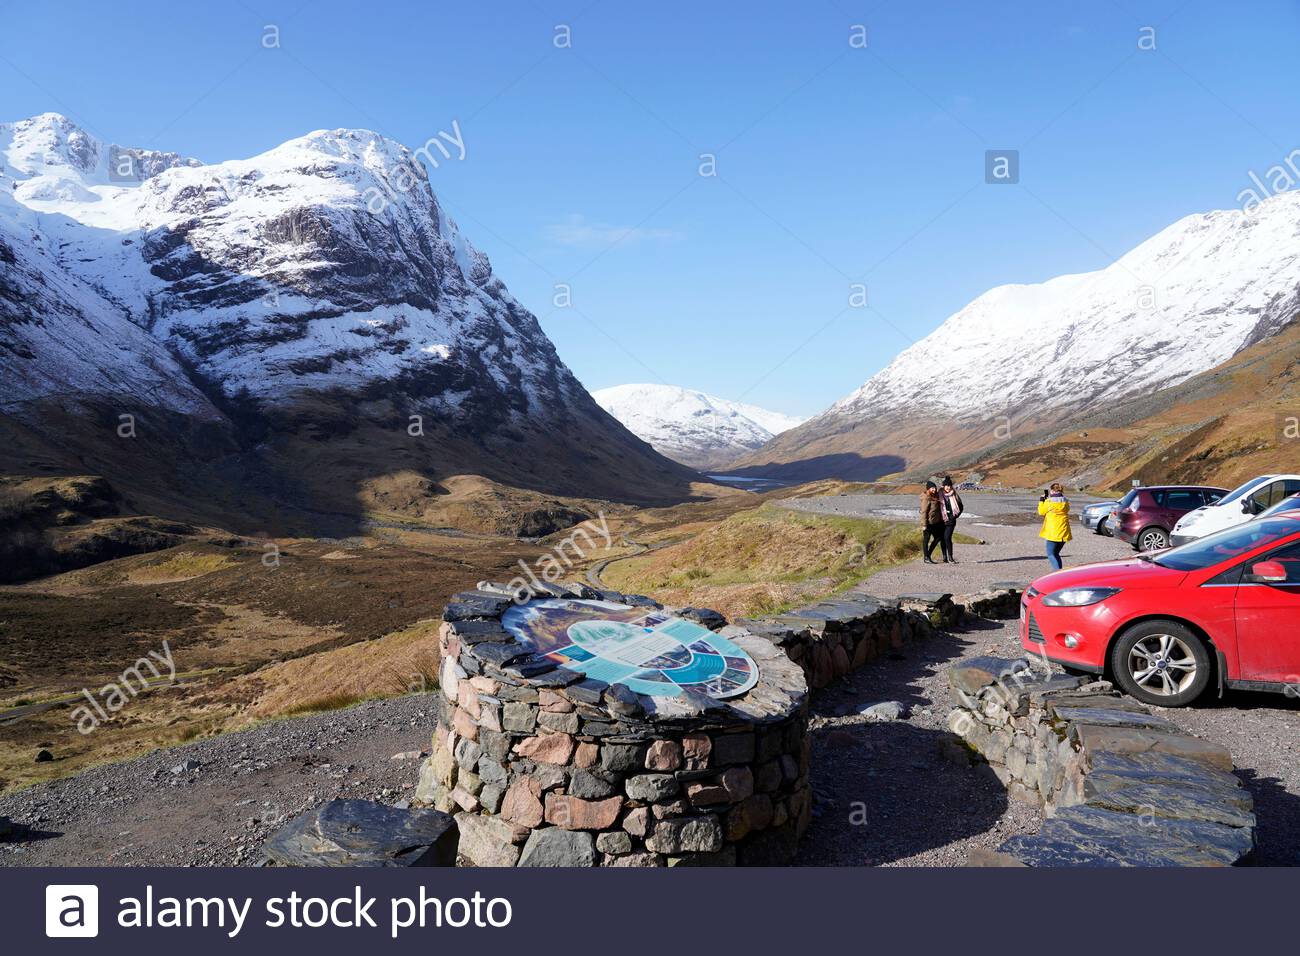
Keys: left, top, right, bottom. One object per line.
{"left": 263, "top": 800, "right": 458, "bottom": 867}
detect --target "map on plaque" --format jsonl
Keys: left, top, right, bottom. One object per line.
{"left": 500, "top": 599, "right": 759, "bottom": 699}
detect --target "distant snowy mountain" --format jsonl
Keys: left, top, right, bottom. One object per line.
{"left": 592, "top": 383, "right": 803, "bottom": 470}
{"left": 736, "top": 190, "right": 1300, "bottom": 481}
{"left": 0, "top": 113, "right": 697, "bottom": 529}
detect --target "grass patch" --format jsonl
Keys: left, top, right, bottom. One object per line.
{"left": 131, "top": 551, "right": 234, "bottom": 582}
{"left": 278, "top": 691, "right": 370, "bottom": 718}
{"left": 604, "top": 503, "right": 975, "bottom": 618}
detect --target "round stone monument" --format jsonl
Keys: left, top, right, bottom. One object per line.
{"left": 415, "top": 581, "right": 811, "bottom": 867}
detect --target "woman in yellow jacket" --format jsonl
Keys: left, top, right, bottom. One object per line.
{"left": 1038, "top": 482, "right": 1072, "bottom": 570}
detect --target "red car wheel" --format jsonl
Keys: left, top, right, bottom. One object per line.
{"left": 1109, "top": 620, "right": 1211, "bottom": 707}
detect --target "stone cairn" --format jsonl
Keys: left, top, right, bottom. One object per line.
{"left": 415, "top": 582, "right": 812, "bottom": 867}
{"left": 949, "top": 656, "right": 1256, "bottom": 866}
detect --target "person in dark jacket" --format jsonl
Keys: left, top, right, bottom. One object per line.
{"left": 939, "top": 475, "right": 964, "bottom": 563}
{"left": 920, "top": 481, "right": 944, "bottom": 564}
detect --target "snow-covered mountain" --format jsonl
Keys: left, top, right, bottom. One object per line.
{"left": 736, "top": 190, "right": 1300, "bottom": 481}
{"left": 592, "top": 383, "right": 803, "bottom": 470}
{"left": 0, "top": 113, "right": 696, "bottom": 528}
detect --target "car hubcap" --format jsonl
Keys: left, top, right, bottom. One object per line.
{"left": 1128, "top": 634, "right": 1197, "bottom": 696}
{"left": 1140, "top": 530, "right": 1166, "bottom": 551}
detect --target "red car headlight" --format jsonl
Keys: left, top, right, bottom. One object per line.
{"left": 1041, "top": 587, "right": 1121, "bottom": 607}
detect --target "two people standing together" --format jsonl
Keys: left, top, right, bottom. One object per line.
{"left": 919, "top": 478, "right": 1072, "bottom": 571}
{"left": 920, "top": 476, "right": 963, "bottom": 564}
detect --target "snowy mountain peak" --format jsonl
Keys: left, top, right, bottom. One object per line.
{"left": 593, "top": 383, "right": 803, "bottom": 471}
{"left": 1, "top": 112, "right": 200, "bottom": 191}
{"left": 739, "top": 188, "right": 1300, "bottom": 481}
{"left": 827, "top": 189, "right": 1300, "bottom": 423}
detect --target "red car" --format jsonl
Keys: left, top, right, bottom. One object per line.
{"left": 1020, "top": 514, "right": 1300, "bottom": 706}
{"left": 1110, "top": 485, "right": 1227, "bottom": 552}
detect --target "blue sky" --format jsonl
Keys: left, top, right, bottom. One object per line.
{"left": 3, "top": 1, "right": 1298, "bottom": 417}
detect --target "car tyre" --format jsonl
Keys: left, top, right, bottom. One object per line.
{"left": 1096, "top": 517, "right": 1109, "bottom": 537}
{"left": 1137, "top": 526, "right": 1169, "bottom": 551}
{"left": 1109, "top": 620, "right": 1211, "bottom": 707}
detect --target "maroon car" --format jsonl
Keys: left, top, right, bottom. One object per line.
{"left": 1111, "top": 485, "right": 1228, "bottom": 552}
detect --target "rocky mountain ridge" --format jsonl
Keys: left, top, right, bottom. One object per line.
{"left": 0, "top": 113, "right": 699, "bottom": 532}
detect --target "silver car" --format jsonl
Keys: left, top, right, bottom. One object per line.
{"left": 1080, "top": 500, "right": 1119, "bottom": 536}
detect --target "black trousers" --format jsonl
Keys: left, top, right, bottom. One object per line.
{"left": 923, "top": 523, "right": 945, "bottom": 559}
{"left": 941, "top": 521, "right": 957, "bottom": 561}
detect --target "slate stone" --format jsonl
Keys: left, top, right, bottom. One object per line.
{"left": 263, "top": 800, "right": 458, "bottom": 867}
{"left": 473, "top": 642, "right": 531, "bottom": 667}
{"left": 518, "top": 827, "right": 596, "bottom": 867}
{"left": 998, "top": 805, "right": 1252, "bottom": 867}
{"left": 1074, "top": 724, "right": 1234, "bottom": 771}
{"left": 566, "top": 679, "right": 606, "bottom": 706}
{"left": 989, "top": 675, "right": 1087, "bottom": 713}
{"left": 444, "top": 593, "right": 512, "bottom": 621}
{"left": 1084, "top": 750, "right": 1244, "bottom": 790}
{"left": 502, "top": 657, "right": 560, "bottom": 679}
{"left": 1079, "top": 776, "right": 1255, "bottom": 829}
{"left": 678, "top": 607, "right": 727, "bottom": 631}
{"left": 448, "top": 619, "right": 513, "bottom": 644}
{"left": 1055, "top": 706, "right": 1177, "bottom": 732}
{"left": 1046, "top": 694, "right": 1149, "bottom": 714}
{"left": 948, "top": 656, "right": 1033, "bottom": 694}
{"left": 581, "top": 720, "right": 625, "bottom": 737}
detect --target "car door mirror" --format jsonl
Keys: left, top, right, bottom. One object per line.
{"left": 1246, "top": 560, "right": 1288, "bottom": 584}
{"left": 1241, "top": 498, "right": 1253, "bottom": 514}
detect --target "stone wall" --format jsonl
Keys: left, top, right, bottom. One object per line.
{"left": 739, "top": 587, "right": 1016, "bottom": 691}
{"left": 948, "top": 656, "right": 1256, "bottom": 866}
{"left": 738, "top": 593, "right": 955, "bottom": 691}
{"left": 414, "top": 583, "right": 811, "bottom": 867}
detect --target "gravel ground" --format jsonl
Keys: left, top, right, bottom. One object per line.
{"left": 793, "top": 618, "right": 1041, "bottom": 865}
{"left": 1152, "top": 690, "right": 1300, "bottom": 865}
{"left": 0, "top": 697, "right": 431, "bottom": 866}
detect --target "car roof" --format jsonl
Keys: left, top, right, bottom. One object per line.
{"left": 1135, "top": 484, "right": 1229, "bottom": 491}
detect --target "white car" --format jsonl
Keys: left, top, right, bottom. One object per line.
{"left": 1170, "top": 474, "right": 1300, "bottom": 546}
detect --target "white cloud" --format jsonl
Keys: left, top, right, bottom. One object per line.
{"left": 543, "top": 213, "right": 683, "bottom": 248}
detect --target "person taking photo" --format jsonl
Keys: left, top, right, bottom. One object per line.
{"left": 1038, "top": 482, "right": 1072, "bottom": 570}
